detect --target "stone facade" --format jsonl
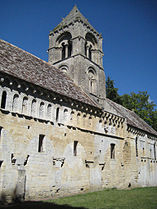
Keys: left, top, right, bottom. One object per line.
{"left": 0, "top": 6, "right": 157, "bottom": 203}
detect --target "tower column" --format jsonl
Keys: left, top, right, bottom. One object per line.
{"left": 65, "top": 44, "right": 69, "bottom": 58}
{"left": 86, "top": 45, "right": 90, "bottom": 58}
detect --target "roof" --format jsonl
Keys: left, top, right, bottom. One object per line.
{"left": 0, "top": 39, "right": 156, "bottom": 137}
{"left": 0, "top": 39, "right": 97, "bottom": 107}
{"left": 52, "top": 6, "right": 101, "bottom": 37}
{"left": 106, "top": 98, "right": 157, "bottom": 136}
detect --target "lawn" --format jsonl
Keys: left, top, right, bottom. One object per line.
{"left": 50, "top": 187, "right": 157, "bottom": 209}
{"left": 0, "top": 187, "right": 157, "bottom": 209}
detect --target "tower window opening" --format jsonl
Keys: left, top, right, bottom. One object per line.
{"left": 38, "top": 134, "right": 45, "bottom": 152}
{"left": 111, "top": 143, "right": 115, "bottom": 159}
{"left": 88, "top": 68, "right": 96, "bottom": 94}
{"left": 68, "top": 40, "right": 72, "bottom": 57}
{"left": 74, "top": 141, "right": 78, "bottom": 156}
{"left": 1, "top": 91, "right": 7, "bottom": 109}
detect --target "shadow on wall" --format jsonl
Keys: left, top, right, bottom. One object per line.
{"left": 0, "top": 200, "right": 87, "bottom": 209}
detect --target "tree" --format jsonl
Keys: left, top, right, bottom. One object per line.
{"left": 120, "top": 91, "right": 157, "bottom": 131}
{"left": 106, "top": 76, "right": 122, "bottom": 104}
{"left": 105, "top": 77, "right": 157, "bottom": 131}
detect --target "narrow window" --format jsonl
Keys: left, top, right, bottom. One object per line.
{"left": 12, "top": 94, "right": 19, "bottom": 112}
{"left": 0, "top": 160, "right": 3, "bottom": 168}
{"left": 39, "top": 102, "right": 44, "bottom": 118}
{"left": 38, "top": 134, "right": 45, "bottom": 152}
{"left": 22, "top": 97, "right": 28, "bottom": 114}
{"left": 56, "top": 107, "right": 59, "bottom": 122}
{"left": 74, "top": 141, "right": 78, "bottom": 156}
{"left": 31, "top": 99, "right": 36, "bottom": 116}
{"left": 77, "top": 113, "right": 81, "bottom": 124}
{"left": 1, "top": 91, "right": 7, "bottom": 109}
{"left": 47, "top": 104, "right": 52, "bottom": 119}
{"left": 63, "top": 109, "right": 68, "bottom": 120}
{"left": 135, "top": 137, "right": 138, "bottom": 157}
{"left": 111, "top": 143, "right": 115, "bottom": 159}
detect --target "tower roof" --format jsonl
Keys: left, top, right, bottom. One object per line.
{"left": 51, "top": 6, "right": 101, "bottom": 37}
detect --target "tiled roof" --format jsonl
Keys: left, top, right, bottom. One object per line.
{"left": 0, "top": 39, "right": 97, "bottom": 107}
{"left": 107, "top": 98, "right": 157, "bottom": 136}
{"left": 0, "top": 39, "right": 156, "bottom": 137}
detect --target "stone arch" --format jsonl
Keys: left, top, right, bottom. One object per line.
{"left": 12, "top": 94, "right": 19, "bottom": 112}
{"left": 47, "top": 104, "right": 52, "bottom": 120}
{"left": 59, "top": 65, "right": 69, "bottom": 73}
{"left": 31, "top": 99, "right": 37, "bottom": 117}
{"left": 87, "top": 67, "right": 97, "bottom": 94}
{"left": 85, "top": 32, "right": 97, "bottom": 60}
{"left": 56, "top": 32, "right": 72, "bottom": 59}
{"left": 63, "top": 108, "right": 68, "bottom": 121}
{"left": 39, "top": 102, "right": 45, "bottom": 118}
{"left": 22, "top": 96, "right": 28, "bottom": 114}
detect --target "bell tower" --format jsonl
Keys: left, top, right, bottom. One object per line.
{"left": 48, "top": 6, "right": 106, "bottom": 105}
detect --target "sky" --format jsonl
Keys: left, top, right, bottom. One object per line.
{"left": 0, "top": 0, "right": 157, "bottom": 105}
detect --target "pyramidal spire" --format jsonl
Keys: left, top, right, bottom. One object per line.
{"left": 52, "top": 5, "right": 99, "bottom": 35}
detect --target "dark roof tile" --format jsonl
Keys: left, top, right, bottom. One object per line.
{"left": 0, "top": 39, "right": 97, "bottom": 107}
{"left": 106, "top": 98, "right": 157, "bottom": 136}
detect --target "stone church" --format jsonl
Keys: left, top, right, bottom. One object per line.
{"left": 0, "top": 6, "right": 157, "bottom": 202}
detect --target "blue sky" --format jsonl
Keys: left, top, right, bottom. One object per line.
{"left": 0, "top": 0, "right": 157, "bottom": 105}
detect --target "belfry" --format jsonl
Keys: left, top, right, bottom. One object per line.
{"left": 48, "top": 6, "right": 106, "bottom": 105}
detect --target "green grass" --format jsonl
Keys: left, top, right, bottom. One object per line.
{"left": 0, "top": 187, "right": 157, "bottom": 209}
{"left": 49, "top": 187, "right": 157, "bottom": 209}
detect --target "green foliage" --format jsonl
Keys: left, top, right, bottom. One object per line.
{"left": 120, "top": 91, "right": 157, "bottom": 130}
{"left": 50, "top": 187, "right": 157, "bottom": 209}
{"left": 106, "top": 76, "right": 122, "bottom": 104}
{"left": 105, "top": 76, "right": 157, "bottom": 131}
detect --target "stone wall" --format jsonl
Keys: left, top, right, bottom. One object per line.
{"left": 0, "top": 75, "right": 157, "bottom": 202}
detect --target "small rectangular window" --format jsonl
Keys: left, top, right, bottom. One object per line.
{"left": 1, "top": 91, "right": 7, "bottom": 109}
{"left": 135, "top": 137, "right": 138, "bottom": 157}
{"left": 0, "top": 160, "right": 3, "bottom": 168}
{"left": 38, "top": 134, "right": 45, "bottom": 152}
{"left": 111, "top": 143, "right": 115, "bottom": 159}
{"left": 56, "top": 107, "right": 59, "bottom": 122}
{"left": 74, "top": 141, "right": 78, "bottom": 156}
